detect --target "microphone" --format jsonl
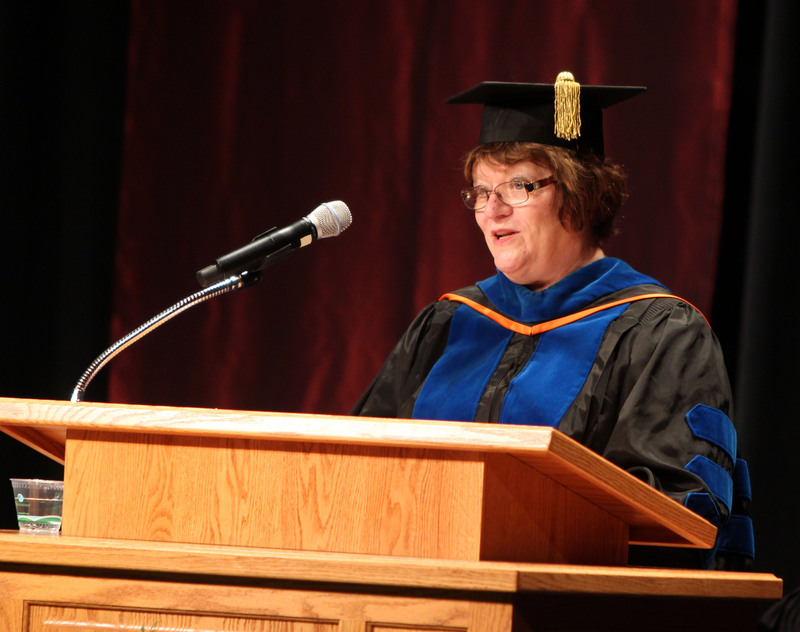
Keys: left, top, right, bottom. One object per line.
{"left": 196, "top": 200, "right": 352, "bottom": 287}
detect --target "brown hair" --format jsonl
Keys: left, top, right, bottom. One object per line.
{"left": 462, "top": 142, "right": 628, "bottom": 244}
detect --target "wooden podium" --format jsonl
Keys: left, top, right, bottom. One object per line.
{"left": 0, "top": 397, "right": 783, "bottom": 631}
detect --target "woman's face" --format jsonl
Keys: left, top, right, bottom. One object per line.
{"left": 472, "top": 159, "right": 597, "bottom": 290}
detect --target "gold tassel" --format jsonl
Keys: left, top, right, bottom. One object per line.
{"left": 554, "top": 71, "right": 581, "bottom": 141}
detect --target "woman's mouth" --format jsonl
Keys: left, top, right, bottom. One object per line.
{"left": 493, "top": 229, "right": 517, "bottom": 241}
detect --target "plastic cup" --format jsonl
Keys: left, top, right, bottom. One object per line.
{"left": 10, "top": 479, "right": 63, "bottom": 534}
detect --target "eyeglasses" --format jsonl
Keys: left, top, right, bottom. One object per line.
{"left": 460, "top": 175, "right": 556, "bottom": 210}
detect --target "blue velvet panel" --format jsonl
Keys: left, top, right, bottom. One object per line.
{"left": 413, "top": 304, "right": 513, "bottom": 422}
{"left": 685, "top": 455, "right": 733, "bottom": 511}
{"left": 685, "top": 404, "right": 737, "bottom": 462}
{"left": 414, "top": 261, "right": 667, "bottom": 425}
{"left": 684, "top": 491, "right": 722, "bottom": 525}
{"left": 733, "top": 458, "right": 752, "bottom": 501}
{"left": 717, "top": 514, "right": 756, "bottom": 559}
{"left": 499, "top": 304, "right": 628, "bottom": 426}
{"left": 414, "top": 300, "right": 628, "bottom": 426}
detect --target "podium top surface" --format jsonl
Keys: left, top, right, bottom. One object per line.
{"left": 0, "top": 397, "right": 717, "bottom": 550}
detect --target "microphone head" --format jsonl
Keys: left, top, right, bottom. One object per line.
{"left": 308, "top": 201, "right": 352, "bottom": 239}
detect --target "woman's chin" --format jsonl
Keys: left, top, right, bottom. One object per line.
{"left": 496, "top": 267, "right": 536, "bottom": 288}
{"left": 494, "top": 263, "right": 553, "bottom": 290}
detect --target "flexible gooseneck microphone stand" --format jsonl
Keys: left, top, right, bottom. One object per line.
{"left": 70, "top": 271, "right": 260, "bottom": 403}
{"left": 70, "top": 200, "right": 352, "bottom": 403}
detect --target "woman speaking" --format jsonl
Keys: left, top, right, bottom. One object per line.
{"left": 353, "top": 73, "right": 752, "bottom": 570}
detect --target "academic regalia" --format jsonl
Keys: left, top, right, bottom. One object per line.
{"left": 353, "top": 258, "right": 752, "bottom": 568}
{"left": 353, "top": 74, "right": 754, "bottom": 569}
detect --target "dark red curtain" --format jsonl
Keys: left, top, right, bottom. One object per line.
{"left": 109, "top": 0, "right": 738, "bottom": 415}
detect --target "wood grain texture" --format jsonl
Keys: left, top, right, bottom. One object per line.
{"left": 529, "top": 431, "right": 714, "bottom": 547}
{"left": 480, "top": 453, "right": 628, "bottom": 565}
{"left": 467, "top": 602, "right": 514, "bottom": 632}
{"left": 0, "top": 570, "right": 472, "bottom": 631}
{"left": 62, "top": 430, "right": 485, "bottom": 559}
{"left": 0, "top": 532, "right": 783, "bottom": 599}
{"left": 0, "top": 566, "right": 475, "bottom": 631}
{"left": 0, "top": 533, "right": 782, "bottom": 632}
{"left": 61, "top": 429, "right": 627, "bottom": 564}
{"left": 0, "top": 398, "right": 716, "bottom": 563}
{"left": 28, "top": 605, "right": 339, "bottom": 632}
{"left": 0, "top": 423, "right": 66, "bottom": 464}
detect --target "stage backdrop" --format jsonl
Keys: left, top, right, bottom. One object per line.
{"left": 107, "top": 0, "right": 738, "bottom": 415}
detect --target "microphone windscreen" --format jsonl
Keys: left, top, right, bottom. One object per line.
{"left": 309, "top": 201, "right": 352, "bottom": 239}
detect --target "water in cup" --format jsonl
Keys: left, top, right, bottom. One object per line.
{"left": 10, "top": 479, "right": 63, "bottom": 534}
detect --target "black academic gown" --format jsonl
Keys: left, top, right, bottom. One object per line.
{"left": 352, "top": 258, "right": 752, "bottom": 569}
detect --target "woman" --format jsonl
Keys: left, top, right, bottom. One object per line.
{"left": 352, "top": 74, "right": 752, "bottom": 569}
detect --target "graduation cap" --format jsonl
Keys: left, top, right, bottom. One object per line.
{"left": 446, "top": 72, "right": 646, "bottom": 157}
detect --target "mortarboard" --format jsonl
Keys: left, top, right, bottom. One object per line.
{"left": 446, "top": 72, "right": 646, "bottom": 157}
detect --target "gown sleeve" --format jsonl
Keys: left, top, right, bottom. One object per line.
{"left": 598, "top": 300, "right": 733, "bottom": 503}
{"left": 586, "top": 298, "right": 749, "bottom": 568}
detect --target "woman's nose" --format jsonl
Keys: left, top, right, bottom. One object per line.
{"left": 482, "top": 191, "right": 511, "bottom": 218}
